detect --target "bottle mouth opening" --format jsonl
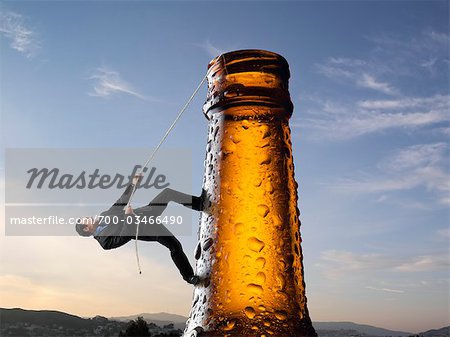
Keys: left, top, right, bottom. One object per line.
{"left": 203, "top": 49, "right": 293, "bottom": 120}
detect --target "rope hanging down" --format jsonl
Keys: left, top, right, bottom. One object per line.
{"left": 126, "top": 73, "right": 207, "bottom": 274}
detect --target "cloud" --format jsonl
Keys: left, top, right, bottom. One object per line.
{"left": 367, "top": 29, "right": 449, "bottom": 76}
{"left": 356, "top": 73, "right": 397, "bottom": 95}
{"left": 0, "top": 10, "right": 40, "bottom": 58}
{"left": 316, "top": 57, "right": 398, "bottom": 95}
{"left": 332, "top": 143, "right": 450, "bottom": 204}
{"left": 200, "top": 40, "right": 224, "bottom": 58}
{"left": 297, "top": 94, "right": 449, "bottom": 140}
{"left": 380, "top": 143, "right": 447, "bottom": 172}
{"left": 436, "top": 228, "right": 450, "bottom": 239}
{"left": 366, "top": 286, "right": 405, "bottom": 294}
{"left": 191, "top": 40, "right": 238, "bottom": 58}
{"left": 357, "top": 94, "right": 448, "bottom": 110}
{"left": 320, "top": 250, "right": 450, "bottom": 277}
{"left": 321, "top": 250, "right": 387, "bottom": 270}
{"left": 89, "top": 67, "right": 158, "bottom": 101}
{"left": 306, "top": 29, "right": 449, "bottom": 139}
{"left": 425, "top": 30, "right": 450, "bottom": 45}
{"left": 394, "top": 255, "right": 450, "bottom": 272}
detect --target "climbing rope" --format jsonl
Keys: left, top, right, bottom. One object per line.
{"left": 126, "top": 73, "right": 208, "bottom": 274}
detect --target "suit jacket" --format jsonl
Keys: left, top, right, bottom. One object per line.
{"left": 94, "top": 183, "right": 136, "bottom": 250}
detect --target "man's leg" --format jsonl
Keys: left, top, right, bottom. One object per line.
{"left": 146, "top": 188, "right": 202, "bottom": 213}
{"left": 156, "top": 234, "right": 197, "bottom": 284}
{"left": 136, "top": 221, "right": 197, "bottom": 284}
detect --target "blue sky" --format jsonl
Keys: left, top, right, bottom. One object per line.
{"left": 1, "top": 1, "right": 449, "bottom": 333}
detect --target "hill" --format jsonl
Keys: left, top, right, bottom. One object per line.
{"left": 314, "top": 321, "right": 412, "bottom": 336}
{"left": 1, "top": 307, "right": 448, "bottom": 337}
{"left": 111, "top": 312, "right": 187, "bottom": 330}
{"left": 0, "top": 308, "right": 96, "bottom": 329}
{"left": 419, "top": 326, "right": 450, "bottom": 337}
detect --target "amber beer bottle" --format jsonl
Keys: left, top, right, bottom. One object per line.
{"left": 184, "top": 50, "right": 317, "bottom": 337}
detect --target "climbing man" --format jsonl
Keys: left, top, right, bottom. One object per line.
{"left": 75, "top": 173, "right": 203, "bottom": 285}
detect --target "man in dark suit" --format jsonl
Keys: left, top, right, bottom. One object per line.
{"left": 76, "top": 174, "right": 202, "bottom": 285}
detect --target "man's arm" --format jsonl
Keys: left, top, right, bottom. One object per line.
{"left": 94, "top": 208, "right": 137, "bottom": 250}
{"left": 111, "top": 174, "right": 143, "bottom": 207}
{"left": 94, "top": 212, "right": 135, "bottom": 250}
{"left": 95, "top": 235, "right": 132, "bottom": 250}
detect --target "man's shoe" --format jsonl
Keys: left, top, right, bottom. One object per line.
{"left": 187, "top": 275, "right": 200, "bottom": 285}
{"left": 192, "top": 196, "right": 203, "bottom": 211}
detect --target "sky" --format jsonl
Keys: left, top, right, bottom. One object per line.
{"left": 1, "top": 0, "right": 449, "bottom": 334}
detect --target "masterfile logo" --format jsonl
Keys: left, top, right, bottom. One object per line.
{"left": 5, "top": 148, "right": 192, "bottom": 236}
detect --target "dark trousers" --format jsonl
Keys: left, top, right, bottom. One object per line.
{"left": 133, "top": 188, "right": 196, "bottom": 282}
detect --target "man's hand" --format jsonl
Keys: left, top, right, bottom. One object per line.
{"left": 125, "top": 206, "right": 134, "bottom": 215}
{"left": 132, "top": 173, "right": 144, "bottom": 185}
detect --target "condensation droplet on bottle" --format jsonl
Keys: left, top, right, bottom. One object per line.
{"left": 223, "top": 320, "right": 236, "bottom": 331}
{"left": 276, "top": 273, "right": 286, "bottom": 290}
{"left": 262, "top": 130, "right": 271, "bottom": 139}
{"left": 234, "top": 222, "right": 244, "bottom": 235}
{"left": 194, "top": 326, "right": 204, "bottom": 334}
{"left": 203, "top": 238, "right": 214, "bottom": 251}
{"left": 274, "top": 310, "right": 288, "bottom": 321}
{"left": 194, "top": 242, "right": 202, "bottom": 260}
{"left": 247, "top": 237, "right": 265, "bottom": 252}
{"left": 253, "top": 177, "right": 262, "bottom": 187}
{"left": 260, "top": 154, "right": 271, "bottom": 165}
{"left": 247, "top": 283, "right": 263, "bottom": 295}
{"left": 242, "top": 120, "right": 250, "bottom": 130}
{"left": 265, "top": 181, "right": 274, "bottom": 194}
{"left": 231, "top": 133, "right": 241, "bottom": 144}
{"left": 213, "top": 125, "right": 220, "bottom": 139}
{"left": 255, "top": 257, "right": 266, "bottom": 268}
{"left": 272, "top": 214, "right": 282, "bottom": 227}
{"left": 256, "top": 272, "right": 266, "bottom": 284}
{"left": 244, "top": 306, "right": 256, "bottom": 319}
{"left": 257, "top": 204, "right": 269, "bottom": 218}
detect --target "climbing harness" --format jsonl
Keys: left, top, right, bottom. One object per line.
{"left": 126, "top": 74, "right": 207, "bottom": 274}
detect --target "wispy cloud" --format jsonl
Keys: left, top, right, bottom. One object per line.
{"left": 316, "top": 57, "right": 398, "bottom": 95}
{"left": 200, "top": 40, "right": 224, "bottom": 58}
{"left": 366, "top": 286, "right": 405, "bottom": 294}
{"left": 305, "top": 29, "right": 449, "bottom": 140}
{"left": 332, "top": 143, "right": 450, "bottom": 205}
{"left": 297, "top": 94, "right": 449, "bottom": 140}
{"left": 320, "top": 250, "right": 450, "bottom": 278}
{"left": 435, "top": 228, "right": 450, "bottom": 240}
{"left": 356, "top": 73, "right": 397, "bottom": 95}
{"left": 191, "top": 40, "right": 238, "bottom": 58}
{"left": 394, "top": 255, "right": 450, "bottom": 272}
{"left": 426, "top": 30, "right": 450, "bottom": 45}
{"left": 0, "top": 10, "right": 40, "bottom": 58}
{"left": 367, "top": 29, "right": 449, "bottom": 76}
{"left": 89, "top": 67, "right": 157, "bottom": 101}
{"left": 357, "top": 94, "right": 448, "bottom": 110}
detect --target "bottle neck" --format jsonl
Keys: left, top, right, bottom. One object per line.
{"left": 203, "top": 50, "right": 293, "bottom": 121}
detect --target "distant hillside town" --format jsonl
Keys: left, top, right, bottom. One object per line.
{"left": 1, "top": 308, "right": 449, "bottom": 337}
